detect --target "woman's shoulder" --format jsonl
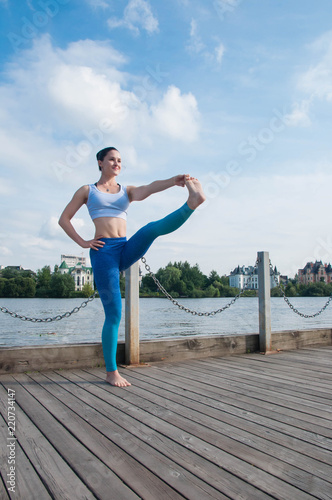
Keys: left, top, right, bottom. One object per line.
{"left": 72, "top": 185, "right": 91, "bottom": 203}
{"left": 76, "top": 184, "right": 91, "bottom": 194}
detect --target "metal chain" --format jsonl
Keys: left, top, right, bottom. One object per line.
{"left": 269, "top": 261, "right": 332, "bottom": 318}
{"left": 140, "top": 257, "right": 258, "bottom": 316}
{"left": 7, "top": 256, "right": 329, "bottom": 322}
{"left": 0, "top": 291, "right": 98, "bottom": 323}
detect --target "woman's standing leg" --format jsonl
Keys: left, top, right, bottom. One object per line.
{"left": 90, "top": 239, "right": 131, "bottom": 387}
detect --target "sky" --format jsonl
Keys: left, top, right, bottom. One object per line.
{"left": 0, "top": 0, "right": 332, "bottom": 279}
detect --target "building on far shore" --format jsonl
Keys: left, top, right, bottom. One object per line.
{"left": 59, "top": 256, "right": 94, "bottom": 292}
{"left": 298, "top": 261, "right": 332, "bottom": 285}
{"left": 229, "top": 265, "right": 280, "bottom": 290}
{"left": 61, "top": 254, "right": 87, "bottom": 268}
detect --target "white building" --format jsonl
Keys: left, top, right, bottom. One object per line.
{"left": 61, "top": 254, "right": 86, "bottom": 268}
{"left": 229, "top": 265, "right": 279, "bottom": 290}
{"left": 59, "top": 260, "right": 94, "bottom": 292}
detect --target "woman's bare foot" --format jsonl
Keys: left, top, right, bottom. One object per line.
{"left": 106, "top": 370, "right": 131, "bottom": 387}
{"left": 185, "top": 176, "right": 206, "bottom": 210}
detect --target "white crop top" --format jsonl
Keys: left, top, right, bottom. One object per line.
{"left": 86, "top": 184, "right": 130, "bottom": 221}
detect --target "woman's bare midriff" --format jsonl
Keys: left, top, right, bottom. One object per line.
{"left": 93, "top": 217, "right": 127, "bottom": 239}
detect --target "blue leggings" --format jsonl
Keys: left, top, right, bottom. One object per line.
{"left": 90, "top": 202, "right": 194, "bottom": 371}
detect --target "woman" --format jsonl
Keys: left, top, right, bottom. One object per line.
{"left": 58, "top": 147, "right": 206, "bottom": 387}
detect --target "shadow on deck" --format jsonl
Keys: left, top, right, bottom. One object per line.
{"left": 1, "top": 346, "right": 332, "bottom": 499}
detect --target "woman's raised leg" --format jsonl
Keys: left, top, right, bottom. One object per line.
{"left": 120, "top": 177, "right": 205, "bottom": 271}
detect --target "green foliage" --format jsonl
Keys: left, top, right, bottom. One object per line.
{"left": 36, "top": 266, "right": 52, "bottom": 289}
{"left": 120, "top": 274, "right": 125, "bottom": 297}
{"left": 140, "top": 262, "right": 242, "bottom": 298}
{"left": 241, "top": 290, "right": 257, "bottom": 297}
{"left": 272, "top": 280, "right": 332, "bottom": 298}
{"left": 271, "top": 286, "right": 283, "bottom": 297}
{"left": 2, "top": 263, "right": 332, "bottom": 300}
{"left": 81, "top": 283, "right": 95, "bottom": 298}
{"left": 299, "top": 282, "right": 327, "bottom": 297}
{"left": 0, "top": 265, "right": 77, "bottom": 298}
{"left": 49, "top": 273, "right": 75, "bottom": 298}
{"left": 0, "top": 276, "right": 36, "bottom": 298}
{"left": 1, "top": 268, "right": 19, "bottom": 279}
{"left": 285, "top": 282, "right": 297, "bottom": 297}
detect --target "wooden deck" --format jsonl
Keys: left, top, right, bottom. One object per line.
{"left": 0, "top": 346, "right": 332, "bottom": 500}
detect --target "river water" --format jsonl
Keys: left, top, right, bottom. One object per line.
{"left": 1, "top": 297, "right": 332, "bottom": 348}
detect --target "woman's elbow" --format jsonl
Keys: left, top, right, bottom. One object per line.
{"left": 58, "top": 214, "right": 67, "bottom": 228}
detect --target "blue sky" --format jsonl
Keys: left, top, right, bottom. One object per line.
{"left": 0, "top": 0, "right": 332, "bottom": 278}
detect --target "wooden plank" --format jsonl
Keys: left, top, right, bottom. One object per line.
{"left": 80, "top": 370, "right": 316, "bottom": 499}
{"left": 0, "top": 344, "right": 331, "bottom": 498}
{"left": 123, "top": 363, "right": 332, "bottom": 453}
{"left": 0, "top": 478, "right": 9, "bottom": 500}
{"left": 154, "top": 361, "right": 332, "bottom": 434}
{"left": 127, "top": 361, "right": 332, "bottom": 442}
{"left": 86, "top": 369, "right": 332, "bottom": 498}
{"left": 0, "top": 375, "right": 96, "bottom": 500}
{"left": 192, "top": 360, "right": 332, "bottom": 402}
{"left": 0, "top": 343, "right": 108, "bottom": 374}
{"left": 193, "top": 352, "right": 332, "bottom": 389}
{"left": 187, "top": 358, "right": 332, "bottom": 408}
{"left": 84, "top": 368, "right": 318, "bottom": 500}
{"left": 208, "top": 350, "right": 332, "bottom": 378}
{"left": 227, "top": 350, "right": 332, "bottom": 376}
{"left": 124, "top": 366, "right": 332, "bottom": 466}
{"left": 256, "top": 347, "right": 332, "bottom": 366}
{"left": 1, "top": 329, "right": 331, "bottom": 375}
{"left": 25, "top": 371, "right": 184, "bottom": 500}
{"left": 0, "top": 411, "right": 52, "bottom": 499}
{"left": 0, "top": 373, "right": 136, "bottom": 500}
{"left": 271, "top": 328, "right": 332, "bottom": 351}
{"left": 39, "top": 369, "right": 228, "bottom": 500}
{"left": 191, "top": 358, "right": 332, "bottom": 404}
{"left": 0, "top": 415, "right": 12, "bottom": 500}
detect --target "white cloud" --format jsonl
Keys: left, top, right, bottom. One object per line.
{"left": 187, "top": 19, "right": 226, "bottom": 65}
{"left": 39, "top": 216, "right": 63, "bottom": 239}
{"left": 0, "top": 35, "right": 201, "bottom": 189}
{"left": 212, "top": 0, "right": 241, "bottom": 22}
{"left": 298, "top": 31, "right": 332, "bottom": 101}
{"left": 151, "top": 86, "right": 200, "bottom": 142}
{"left": 0, "top": 246, "right": 12, "bottom": 256}
{"left": 22, "top": 237, "right": 55, "bottom": 250}
{"left": 287, "top": 31, "right": 332, "bottom": 128}
{"left": 85, "top": 0, "right": 110, "bottom": 8}
{"left": 283, "top": 98, "right": 312, "bottom": 127}
{"left": 196, "top": 170, "right": 332, "bottom": 277}
{"left": 0, "top": 178, "right": 16, "bottom": 196}
{"left": 108, "top": 0, "right": 159, "bottom": 36}
{"left": 0, "top": 35, "right": 202, "bottom": 270}
{"left": 187, "top": 19, "right": 205, "bottom": 55}
{"left": 215, "top": 42, "right": 225, "bottom": 64}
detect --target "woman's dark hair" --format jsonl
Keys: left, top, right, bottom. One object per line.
{"left": 96, "top": 147, "right": 119, "bottom": 171}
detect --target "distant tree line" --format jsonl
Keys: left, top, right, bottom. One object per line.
{"left": 140, "top": 261, "right": 253, "bottom": 298}
{"left": 1, "top": 263, "right": 332, "bottom": 299}
{"left": 271, "top": 279, "right": 332, "bottom": 298}
{"left": 0, "top": 266, "right": 93, "bottom": 298}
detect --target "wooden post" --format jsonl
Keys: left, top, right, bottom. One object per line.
{"left": 257, "top": 251, "right": 272, "bottom": 353}
{"left": 125, "top": 262, "right": 140, "bottom": 365}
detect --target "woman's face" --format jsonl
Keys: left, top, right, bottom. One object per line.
{"left": 99, "top": 150, "right": 122, "bottom": 175}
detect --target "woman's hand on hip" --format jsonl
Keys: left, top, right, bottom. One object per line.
{"left": 81, "top": 238, "right": 105, "bottom": 250}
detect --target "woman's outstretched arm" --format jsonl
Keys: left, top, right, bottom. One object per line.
{"left": 127, "top": 174, "right": 187, "bottom": 202}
